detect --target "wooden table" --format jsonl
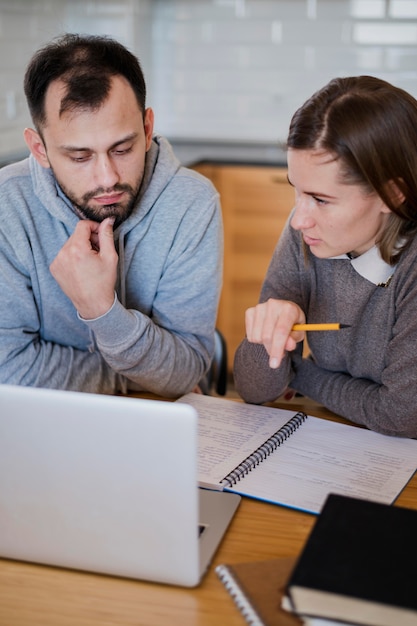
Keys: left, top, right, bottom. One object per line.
{"left": 1, "top": 399, "right": 416, "bottom": 626}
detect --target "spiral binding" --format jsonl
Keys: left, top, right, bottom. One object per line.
{"left": 215, "top": 565, "right": 264, "bottom": 626}
{"left": 220, "top": 411, "right": 307, "bottom": 488}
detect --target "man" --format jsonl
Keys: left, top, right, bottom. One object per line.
{"left": 0, "top": 33, "right": 222, "bottom": 397}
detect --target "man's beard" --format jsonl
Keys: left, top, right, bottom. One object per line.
{"left": 54, "top": 174, "right": 141, "bottom": 228}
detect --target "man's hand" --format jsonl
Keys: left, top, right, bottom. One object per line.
{"left": 50, "top": 217, "right": 118, "bottom": 320}
{"left": 245, "top": 298, "right": 306, "bottom": 369}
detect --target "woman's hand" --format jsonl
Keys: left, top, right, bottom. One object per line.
{"left": 245, "top": 298, "right": 306, "bottom": 369}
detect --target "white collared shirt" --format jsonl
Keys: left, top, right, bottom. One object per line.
{"left": 331, "top": 245, "right": 395, "bottom": 287}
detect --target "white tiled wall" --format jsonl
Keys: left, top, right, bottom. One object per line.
{"left": 0, "top": 0, "right": 152, "bottom": 159}
{"left": 151, "top": 0, "right": 417, "bottom": 143}
{"left": 1, "top": 0, "right": 417, "bottom": 159}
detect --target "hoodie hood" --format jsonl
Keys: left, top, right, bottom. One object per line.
{"left": 116, "top": 135, "right": 181, "bottom": 235}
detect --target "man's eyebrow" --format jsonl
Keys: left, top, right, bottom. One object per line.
{"left": 60, "top": 132, "right": 139, "bottom": 153}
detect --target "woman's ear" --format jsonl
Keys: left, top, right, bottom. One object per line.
{"left": 385, "top": 178, "right": 406, "bottom": 210}
{"left": 23, "top": 128, "right": 50, "bottom": 168}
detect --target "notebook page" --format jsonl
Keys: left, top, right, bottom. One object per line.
{"left": 225, "top": 415, "right": 417, "bottom": 513}
{"left": 178, "top": 393, "right": 301, "bottom": 489}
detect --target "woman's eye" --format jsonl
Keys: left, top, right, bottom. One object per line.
{"left": 313, "top": 195, "right": 327, "bottom": 205}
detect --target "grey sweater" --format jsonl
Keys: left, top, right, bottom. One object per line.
{"left": 234, "top": 219, "right": 417, "bottom": 438}
{"left": 0, "top": 136, "right": 222, "bottom": 397}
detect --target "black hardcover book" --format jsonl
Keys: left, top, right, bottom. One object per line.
{"left": 286, "top": 493, "right": 417, "bottom": 626}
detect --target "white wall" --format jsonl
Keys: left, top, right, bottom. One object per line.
{"left": 0, "top": 0, "right": 152, "bottom": 159}
{"left": 0, "top": 0, "right": 417, "bottom": 159}
{"left": 150, "top": 0, "right": 417, "bottom": 142}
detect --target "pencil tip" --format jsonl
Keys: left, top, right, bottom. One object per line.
{"left": 340, "top": 324, "right": 351, "bottom": 329}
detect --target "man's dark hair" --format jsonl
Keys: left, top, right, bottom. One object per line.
{"left": 24, "top": 33, "right": 147, "bottom": 130}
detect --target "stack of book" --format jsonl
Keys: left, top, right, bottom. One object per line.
{"left": 216, "top": 494, "right": 417, "bottom": 626}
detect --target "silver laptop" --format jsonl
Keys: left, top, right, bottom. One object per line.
{"left": 0, "top": 384, "right": 240, "bottom": 587}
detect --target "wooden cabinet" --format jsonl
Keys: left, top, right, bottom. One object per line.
{"left": 193, "top": 163, "right": 294, "bottom": 372}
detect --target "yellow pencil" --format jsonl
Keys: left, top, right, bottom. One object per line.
{"left": 292, "top": 323, "right": 350, "bottom": 331}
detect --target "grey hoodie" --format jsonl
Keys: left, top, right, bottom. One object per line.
{"left": 0, "top": 136, "right": 222, "bottom": 397}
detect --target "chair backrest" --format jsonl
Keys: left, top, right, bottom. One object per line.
{"left": 210, "top": 328, "right": 228, "bottom": 395}
{"left": 200, "top": 328, "right": 228, "bottom": 396}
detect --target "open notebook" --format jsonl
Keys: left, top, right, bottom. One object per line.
{"left": 178, "top": 393, "right": 417, "bottom": 515}
{"left": 0, "top": 384, "right": 240, "bottom": 587}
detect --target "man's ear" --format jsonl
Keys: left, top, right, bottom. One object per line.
{"left": 23, "top": 128, "right": 50, "bottom": 169}
{"left": 143, "top": 108, "right": 154, "bottom": 152}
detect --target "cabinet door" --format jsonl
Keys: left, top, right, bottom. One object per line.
{"left": 193, "top": 163, "right": 294, "bottom": 372}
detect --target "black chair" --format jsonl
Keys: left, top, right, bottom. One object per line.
{"left": 200, "top": 328, "right": 228, "bottom": 396}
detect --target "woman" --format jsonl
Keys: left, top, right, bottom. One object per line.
{"left": 234, "top": 75, "right": 417, "bottom": 438}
